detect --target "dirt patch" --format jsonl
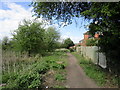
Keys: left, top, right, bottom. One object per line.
{"left": 42, "top": 69, "right": 66, "bottom": 88}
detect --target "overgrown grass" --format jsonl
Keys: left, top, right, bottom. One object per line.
{"left": 2, "top": 51, "right": 68, "bottom": 89}
{"left": 72, "top": 52, "right": 118, "bottom": 87}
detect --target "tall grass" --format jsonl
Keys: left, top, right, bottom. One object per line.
{"left": 2, "top": 50, "right": 42, "bottom": 86}
{"left": 2, "top": 51, "right": 39, "bottom": 74}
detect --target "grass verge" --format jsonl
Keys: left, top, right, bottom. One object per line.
{"left": 72, "top": 52, "right": 118, "bottom": 88}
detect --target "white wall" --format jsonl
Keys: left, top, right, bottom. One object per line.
{"left": 76, "top": 46, "right": 107, "bottom": 68}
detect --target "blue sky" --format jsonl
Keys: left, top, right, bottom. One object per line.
{"left": 0, "top": 1, "right": 90, "bottom": 43}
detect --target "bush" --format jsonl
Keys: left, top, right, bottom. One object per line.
{"left": 31, "top": 61, "right": 49, "bottom": 74}
{"left": 86, "top": 38, "right": 98, "bottom": 46}
{"left": 69, "top": 48, "right": 75, "bottom": 52}
{"left": 55, "top": 48, "right": 70, "bottom": 52}
{"left": 5, "top": 71, "right": 42, "bottom": 89}
{"left": 3, "top": 60, "right": 49, "bottom": 89}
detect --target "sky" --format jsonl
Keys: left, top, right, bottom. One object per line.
{"left": 0, "top": 1, "right": 90, "bottom": 43}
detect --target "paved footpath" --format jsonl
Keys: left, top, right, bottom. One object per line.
{"left": 66, "top": 53, "right": 99, "bottom": 88}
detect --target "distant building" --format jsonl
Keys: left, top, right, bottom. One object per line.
{"left": 79, "top": 31, "right": 100, "bottom": 46}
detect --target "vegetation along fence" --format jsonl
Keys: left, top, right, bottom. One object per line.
{"left": 76, "top": 46, "right": 107, "bottom": 68}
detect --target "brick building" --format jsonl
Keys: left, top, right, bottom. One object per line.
{"left": 79, "top": 31, "right": 100, "bottom": 46}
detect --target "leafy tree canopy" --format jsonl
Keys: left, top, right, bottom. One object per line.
{"left": 86, "top": 38, "right": 98, "bottom": 46}
{"left": 12, "top": 20, "right": 45, "bottom": 55}
{"left": 31, "top": 2, "right": 120, "bottom": 29}
{"left": 44, "top": 27, "right": 60, "bottom": 51}
{"left": 12, "top": 20, "right": 60, "bottom": 55}
{"left": 62, "top": 38, "right": 74, "bottom": 49}
{"left": 31, "top": 2, "right": 90, "bottom": 25}
{"left": 2, "top": 36, "right": 13, "bottom": 51}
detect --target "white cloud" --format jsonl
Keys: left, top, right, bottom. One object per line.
{"left": 0, "top": 3, "right": 37, "bottom": 39}
{"left": 0, "top": 2, "right": 84, "bottom": 43}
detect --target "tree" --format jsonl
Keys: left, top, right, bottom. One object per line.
{"left": 44, "top": 27, "right": 60, "bottom": 51}
{"left": 86, "top": 38, "right": 98, "bottom": 46}
{"left": 63, "top": 38, "right": 74, "bottom": 49}
{"left": 12, "top": 20, "right": 60, "bottom": 55}
{"left": 31, "top": 2, "right": 90, "bottom": 25}
{"left": 2, "top": 36, "right": 12, "bottom": 51}
{"left": 2, "top": 36, "right": 9, "bottom": 50}
{"left": 12, "top": 20, "right": 46, "bottom": 56}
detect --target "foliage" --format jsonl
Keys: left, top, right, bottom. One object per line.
{"left": 31, "top": 2, "right": 119, "bottom": 28}
{"left": 72, "top": 52, "right": 118, "bottom": 87}
{"left": 69, "top": 47, "right": 76, "bottom": 52}
{"left": 62, "top": 38, "right": 74, "bottom": 49}
{"left": 3, "top": 62, "right": 47, "bottom": 89}
{"left": 2, "top": 51, "right": 37, "bottom": 75}
{"left": 12, "top": 20, "right": 60, "bottom": 55}
{"left": 2, "top": 51, "right": 44, "bottom": 89}
{"left": 55, "top": 73, "right": 65, "bottom": 81}
{"left": 2, "top": 51, "right": 67, "bottom": 89}
{"left": 44, "top": 27, "right": 60, "bottom": 51}
{"left": 31, "top": 2, "right": 89, "bottom": 25}
{"left": 2, "top": 36, "right": 12, "bottom": 51}
{"left": 43, "top": 52, "right": 67, "bottom": 70}
{"left": 12, "top": 20, "right": 45, "bottom": 55}
{"left": 55, "top": 48, "right": 70, "bottom": 52}
{"left": 2, "top": 36, "right": 8, "bottom": 50}
{"left": 4, "top": 63, "right": 46, "bottom": 89}
{"left": 86, "top": 38, "right": 98, "bottom": 46}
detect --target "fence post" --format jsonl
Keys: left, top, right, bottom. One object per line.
{"left": 97, "top": 46, "right": 99, "bottom": 65}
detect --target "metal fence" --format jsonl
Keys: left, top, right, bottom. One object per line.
{"left": 76, "top": 46, "right": 107, "bottom": 68}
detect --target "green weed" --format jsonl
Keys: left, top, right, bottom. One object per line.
{"left": 2, "top": 51, "right": 67, "bottom": 89}
{"left": 55, "top": 73, "right": 66, "bottom": 81}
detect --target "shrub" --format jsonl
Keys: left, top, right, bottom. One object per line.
{"left": 86, "top": 38, "right": 98, "bottom": 46}
{"left": 69, "top": 48, "right": 75, "bottom": 52}
{"left": 3, "top": 60, "right": 49, "bottom": 89}
{"left": 5, "top": 71, "right": 42, "bottom": 89}
{"left": 55, "top": 48, "right": 70, "bottom": 52}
